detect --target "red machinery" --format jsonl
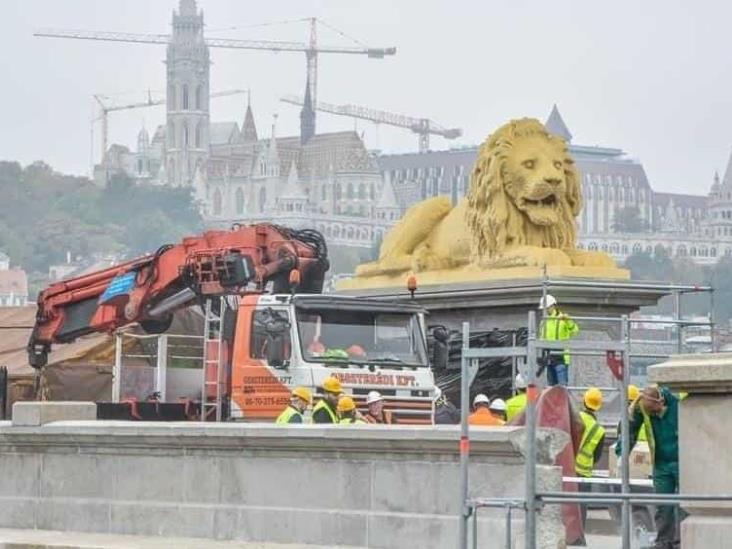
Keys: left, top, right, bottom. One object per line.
{"left": 28, "top": 224, "right": 329, "bottom": 368}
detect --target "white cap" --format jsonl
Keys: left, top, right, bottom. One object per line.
{"left": 433, "top": 387, "right": 442, "bottom": 400}
{"left": 539, "top": 294, "right": 557, "bottom": 309}
{"left": 490, "top": 398, "right": 507, "bottom": 412}
{"left": 473, "top": 394, "right": 490, "bottom": 406}
{"left": 366, "top": 390, "right": 383, "bottom": 404}
{"left": 515, "top": 373, "right": 527, "bottom": 390}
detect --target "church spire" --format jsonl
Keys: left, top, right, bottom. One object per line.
{"left": 300, "top": 76, "right": 316, "bottom": 145}
{"left": 545, "top": 104, "right": 573, "bottom": 143}
{"left": 241, "top": 91, "right": 258, "bottom": 143}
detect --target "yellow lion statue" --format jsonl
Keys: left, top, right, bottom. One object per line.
{"left": 357, "top": 118, "right": 615, "bottom": 277}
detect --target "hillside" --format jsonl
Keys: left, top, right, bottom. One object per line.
{"left": 0, "top": 161, "right": 203, "bottom": 297}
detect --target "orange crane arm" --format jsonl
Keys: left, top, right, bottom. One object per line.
{"left": 27, "top": 224, "right": 329, "bottom": 368}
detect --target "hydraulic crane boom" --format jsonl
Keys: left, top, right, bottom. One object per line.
{"left": 27, "top": 224, "right": 329, "bottom": 369}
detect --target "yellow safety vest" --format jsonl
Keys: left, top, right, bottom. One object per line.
{"left": 506, "top": 393, "right": 528, "bottom": 422}
{"left": 312, "top": 399, "right": 338, "bottom": 423}
{"left": 576, "top": 411, "right": 605, "bottom": 477}
{"left": 541, "top": 310, "right": 579, "bottom": 365}
{"left": 339, "top": 417, "right": 366, "bottom": 425}
{"left": 276, "top": 405, "right": 303, "bottom": 424}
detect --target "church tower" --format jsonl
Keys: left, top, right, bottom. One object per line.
{"left": 300, "top": 77, "right": 316, "bottom": 145}
{"left": 165, "top": 0, "right": 210, "bottom": 187}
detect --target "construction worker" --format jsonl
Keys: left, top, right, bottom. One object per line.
{"left": 615, "top": 384, "right": 647, "bottom": 443}
{"left": 616, "top": 385, "right": 681, "bottom": 549}
{"left": 539, "top": 294, "right": 579, "bottom": 387}
{"left": 275, "top": 386, "right": 313, "bottom": 424}
{"left": 576, "top": 388, "right": 606, "bottom": 535}
{"left": 506, "top": 374, "right": 528, "bottom": 422}
{"left": 364, "top": 390, "right": 395, "bottom": 424}
{"left": 468, "top": 394, "right": 504, "bottom": 426}
{"left": 489, "top": 398, "right": 507, "bottom": 424}
{"left": 433, "top": 386, "right": 460, "bottom": 424}
{"left": 312, "top": 376, "right": 343, "bottom": 423}
{"left": 337, "top": 396, "right": 366, "bottom": 424}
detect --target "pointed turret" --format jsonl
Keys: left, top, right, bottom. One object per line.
{"left": 375, "top": 177, "right": 401, "bottom": 222}
{"left": 711, "top": 171, "right": 721, "bottom": 197}
{"left": 278, "top": 160, "right": 307, "bottom": 213}
{"left": 721, "top": 148, "right": 732, "bottom": 189}
{"left": 241, "top": 92, "right": 258, "bottom": 143}
{"left": 300, "top": 76, "right": 316, "bottom": 145}
{"left": 545, "top": 104, "right": 572, "bottom": 143}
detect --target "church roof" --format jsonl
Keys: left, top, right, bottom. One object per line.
{"left": 241, "top": 102, "right": 258, "bottom": 143}
{"left": 275, "top": 131, "right": 379, "bottom": 178}
{"left": 545, "top": 104, "right": 573, "bottom": 142}
{"left": 210, "top": 122, "right": 240, "bottom": 145}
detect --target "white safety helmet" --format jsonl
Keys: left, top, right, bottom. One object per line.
{"left": 490, "top": 398, "right": 507, "bottom": 412}
{"left": 473, "top": 394, "right": 490, "bottom": 406}
{"left": 366, "top": 390, "right": 384, "bottom": 405}
{"left": 539, "top": 294, "right": 557, "bottom": 310}
{"left": 515, "top": 373, "right": 527, "bottom": 390}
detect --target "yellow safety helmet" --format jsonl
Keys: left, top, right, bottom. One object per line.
{"left": 337, "top": 396, "right": 356, "bottom": 413}
{"left": 291, "top": 386, "right": 313, "bottom": 405}
{"left": 322, "top": 376, "right": 343, "bottom": 394}
{"left": 627, "top": 384, "right": 640, "bottom": 402}
{"left": 584, "top": 387, "right": 603, "bottom": 411}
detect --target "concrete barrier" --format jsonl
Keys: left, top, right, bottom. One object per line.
{"left": 0, "top": 421, "right": 564, "bottom": 548}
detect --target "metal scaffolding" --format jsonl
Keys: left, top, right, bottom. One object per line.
{"left": 458, "top": 281, "right": 728, "bottom": 549}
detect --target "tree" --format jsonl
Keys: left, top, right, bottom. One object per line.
{"left": 612, "top": 206, "right": 648, "bottom": 233}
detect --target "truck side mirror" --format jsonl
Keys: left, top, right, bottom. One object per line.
{"left": 431, "top": 326, "right": 449, "bottom": 372}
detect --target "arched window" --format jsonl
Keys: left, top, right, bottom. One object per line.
{"left": 577, "top": 243, "right": 585, "bottom": 250}
{"left": 168, "top": 85, "right": 176, "bottom": 111}
{"left": 588, "top": 242, "right": 598, "bottom": 251}
{"left": 632, "top": 243, "right": 642, "bottom": 253}
{"left": 711, "top": 247, "right": 718, "bottom": 257}
{"left": 259, "top": 187, "right": 266, "bottom": 212}
{"left": 333, "top": 226, "right": 341, "bottom": 238}
{"left": 183, "top": 122, "right": 189, "bottom": 148}
{"left": 137, "top": 159, "right": 143, "bottom": 174}
{"left": 347, "top": 227, "right": 355, "bottom": 239}
{"left": 645, "top": 245, "right": 652, "bottom": 254}
{"left": 611, "top": 242, "right": 620, "bottom": 253}
{"left": 213, "top": 189, "right": 222, "bottom": 215}
{"left": 359, "top": 184, "right": 366, "bottom": 200}
{"left": 235, "top": 188, "right": 244, "bottom": 214}
{"left": 621, "top": 245, "right": 628, "bottom": 255}
{"left": 601, "top": 244, "right": 609, "bottom": 252}
{"left": 700, "top": 248, "right": 708, "bottom": 257}
{"left": 325, "top": 226, "right": 332, "bottom": 238}
{"left": 335, "top": 183, "right": 342, "bottom": 200}
{"left": 195, "top": 122, "right": 202, "bottom": 148}
{"left": 347, "top": 183, "right": 354, "bottom": 199}
{"left": 677, "top": 245, "right": 687, "bottom": 257}
{"left": 690, "top": 247, "right": 697, "bottom": 257}
{"left": 168, "top": 122, "right": 175, "bottom": 148}
{"left": 321, "top": 185, "right": 327, "bottom": 201}
{"left": 195, "top": 85, "right": 202, "bottom": 110}
{"left": 182, "top": 84, "right": 189, "bottom": 110}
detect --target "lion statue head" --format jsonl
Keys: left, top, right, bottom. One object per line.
{"left": 466, "top": 118, "right": 581, "bottom": 262}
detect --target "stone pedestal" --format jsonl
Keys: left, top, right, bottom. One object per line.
{"left": 648, "top": 353, "right": 732, "bottom": 548}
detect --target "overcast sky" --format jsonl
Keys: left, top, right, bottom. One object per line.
{"left": 2, "top": 0, "right": 731, "bottom": 194}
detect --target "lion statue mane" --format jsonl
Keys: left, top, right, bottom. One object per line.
{"left": 356, "top": 118, "right": 615, "bottom": 278}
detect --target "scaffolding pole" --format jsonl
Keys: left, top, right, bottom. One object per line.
{"left": 458, "top": 321, "right": 471, "bottom": 549}
{"left": 525, "top": 310, "right": 538, "bottom": 549}
{"left": 620, "top": 315, "right": 631, "bottom": 549}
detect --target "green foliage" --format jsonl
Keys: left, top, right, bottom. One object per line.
{"left": 612, "top": 206, "right": 648, "bottom": 233}
{"left": 0, "top": 161, "right": 202, "bottom": 284}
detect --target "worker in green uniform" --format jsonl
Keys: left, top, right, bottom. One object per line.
{"left": 312, "top": 376, "right": 343, "bottom": 423}
{"left": 539, "top": 294, "right": 579, "bottom": 386}
{"left": 506, "top": 373, "right": 528, "bottom": 422}
{"left": 616, "top": 385, "right": 681, "bottom": 549}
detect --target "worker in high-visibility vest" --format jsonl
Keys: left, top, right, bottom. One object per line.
{"left": 539, "top": 294, "right": 579, "bottom": 387}
{"left": 506, "top": 373, "right": 528, "bottom": 422}
{"left": 576, "top": 387, "right": 606, "bottom": 535}
{"left": 616, "top": 385, "right": 681, "bottom": 548}
{"left": 275, "top": 386, "right": 313, "bottom": 424}
{"left": 617, "top": 384, "right": 647, "bottom": 442}
{"left": 337, "top": 396, "right": 366, "bottom": 425}
{"left": 312, "top": 376, "right": 343, "bottom": 423}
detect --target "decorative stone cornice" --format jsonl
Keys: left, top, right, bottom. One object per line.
{"left": 648, "top": 353, "right": 732, "bottom": 394}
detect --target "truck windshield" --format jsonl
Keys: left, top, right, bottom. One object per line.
{"left": 296, "top": 308, "right": 428, "bottom": 366}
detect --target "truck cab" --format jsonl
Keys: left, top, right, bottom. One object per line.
{"left": 230, "top": 294, "right": 435, "bottom": 423}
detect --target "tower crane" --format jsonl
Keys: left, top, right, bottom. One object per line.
{"left": 35, "top": 17, "right": 395, "bottom": 123}
{"left": 280, "top": 95, "right": 462, "bottom": 153}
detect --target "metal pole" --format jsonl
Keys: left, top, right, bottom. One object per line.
{"left": 710, "top": 287, "right": 716, "bottom": 352}
{"left": 620, "top": 315, "right": 631, "bottom": 549}
{"left": 525, "top": 310, "right": 538, "bottom": 549}
{"left": 472, "top": 506, "right": 478, "bottom": 549}
{"left": 201, "top": 298, "right": 212, "bottom": 423}
{"left": 673, "top": 290, "right": 682, "bottom": 354}
{"left": 505, "top": 504, "right": 513, "bottom": 549}
{"left": 156, "top": 334, "right": 168, "bottom": 402}
{"left": 113, "top": 333, "right": 122, "bottom": 403}
{"left": 511, "top": 332, "right": 517, "bottom": 396}
{"left": 459, "top": 321, "right": 471, "bottom": 549}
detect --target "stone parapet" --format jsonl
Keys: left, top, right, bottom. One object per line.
{"left": 0, "top": 422, "right": 564, "bottom": 548}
